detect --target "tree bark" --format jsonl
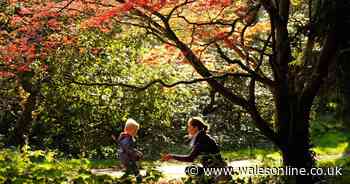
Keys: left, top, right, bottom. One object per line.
{"left": 338, "top": 0, "right": 350, "bottom": 129}
{"left": 12, "top": 77, "right": 38, "bottom": 147}
{"left": 338, "top": 51, "right": 350, "bottom": 129}
{"left": 277, "top": 95, "right": 319, "bottom": 183}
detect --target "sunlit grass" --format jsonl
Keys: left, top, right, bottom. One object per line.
{"left": 313, "top": 142, "right": 349, "bottom": 156}
{"left": 223, "top": 131, "right": 349, "bottom": 158}
{"left": 222, "top": 148, "right": 279, "bottom": 161}
{"left": 312, "top": 131, "right": 350, "bottom": 156}
{"left": 86, "top": 159, "right": 120, "bottom": 169}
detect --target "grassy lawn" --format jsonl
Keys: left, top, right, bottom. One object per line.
{"left": 222, "top": 148, "right": 280, "bottom": 161}
{"left": 3, "top": 125, "right": 347, "bottom": 183}
{"left": 86, "top": 130, "right": 350, "bottom": 170}
{"left": 312, "top": 131, "right": 350, "bottom": 155}
{"left": 221, "top": 130, "right": 350, "bottom": 163}
{"left": 86, "top": 159, "right": 120, "bottom": 169}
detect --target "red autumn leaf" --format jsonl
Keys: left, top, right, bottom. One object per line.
{"left": 234, "top": 6, "right": 248, "bottom": 17}
{"left": 91, "top": 47, "right": 102, "bottom": 55}
{"left": 3, "top": 56, "right": 14, "bottom": 64}
{"left": 121, "top": 2, "right": 134, "bottom": 11}
{"left": 7, "top": 43, "right": 19, "bottom": 53}
{"left": 160, "top": 0, "right": 167, "bottom": 6}
{"left": 40, "top": 52, "right": 48, "bottom": 60}
{"left": 43, "top": 41, "right": 59, "bottom": 49}
{"left": 164, "top": 44, "right": 176, "bottom": 51}
{"left": 221, "top": 0, "right": 232, "bottom": 6}
{"left": 215, "top": 32, "right": 227, "bottom": 40}
{"left": 17, "top": 64, "right": 31, "bottom": 72}
{"left": 47, "top": 19, "right": 60, "bottom": 30}
{"left": 25, "top": 45, "right": 36, "bottom": 61}
{"left": 104, "top": 9, "right": 119, "bottom": 17}
{"left": 135, "top": 0, "right": 149, "bottom": 6}
{"left": 223, "top": 37, "right": 237, "bottom": 48}
{"left": 100, "top": 27, "right": 111, "bottom": 33}
{"left": 17, "top": 26, "right": 29, "bottom": 33}
{"left": 0, "top": 71, "right": 15, "bottom": 78}
{"left": 10, "top": 16, "right": 23, "bottom": 26}
{"left": 62, "top": 36, "right": 74, "bottom": 45}
{"left": 176, "top": 58, "right": 190, "bottom": 65}
{"left": 18, "top": 7, "right": 32, "bottom": 15}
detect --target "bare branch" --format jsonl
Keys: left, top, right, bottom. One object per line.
{"left": 260, "top": 0, "right": 279, "bottom": 82}
{"left": 258, "top": 35, "right": 272, "bottom": 66}
{"left": 176, "top": 15, "right": 237, "bottom": 26}
{"left": 248, "top": 34, "right": 271, "bottom": 104}
{"left": 58, "top": 0, "right": 75, "bottom": 12}
{"left": 189, "top": 25, "right": 196, "bottom": 48}
{"left": 240, "top": 23, "right": 257, "bottom": 68}
{"left": 248, "top": 76, "right": 256, "bottom": 104}
{"left": 66, "top": 73, "right": 251, "bottom": 91}
{"left": 248, "top": 105, "right": 280, "bottom": 146}
{"left": 215, "top": 43, "right": 274, "bottom": 88}
{"left": 199, "top": 19, "right": 240, "bottom": 48}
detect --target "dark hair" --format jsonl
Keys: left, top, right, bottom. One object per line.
{"left": 189, "top": 117, "right": 208, "bottom": 132}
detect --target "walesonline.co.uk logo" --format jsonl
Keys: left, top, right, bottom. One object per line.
{"left": 184, "top": 165, "right": 343, "bottom": 176}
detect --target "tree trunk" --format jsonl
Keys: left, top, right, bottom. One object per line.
{"left": 277, "top": 96, "right": 319, "bottom": 184}
{"left": 12, "top": 78, "right": 38, "bottom": 147}
{"left": 13, "top": 94, "right": 36, "bottom": 147}
{"left": 338, "top": 2, "right": 350, "bottom": 128}
{"left": 338, "top": 50, "right": 350, "bottom": 129}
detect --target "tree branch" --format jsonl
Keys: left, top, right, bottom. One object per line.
{"left": 248, "top": 34, "right": 272, "bottom": 104}
{"left": 301, "top": 29, "right": 337, "bottom": 108}
{"left": 66, "top": 73, "right": 250, "bottom": 91}
{"left": 215, "top": 43, "right": 275, "bottom": 88}
{"left": 176, "top": 15, "right": 236, "bottom": 26}
{"left": 110, "top": 0, "right": 279, "bottom": 144}
{"left": 58, "top": 0, "right": 75, "bottom": 12}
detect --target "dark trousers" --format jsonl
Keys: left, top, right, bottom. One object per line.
{"left": 120, "top": 154, "right": 142, "bottom": 183}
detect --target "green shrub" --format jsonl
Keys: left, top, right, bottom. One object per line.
{"left": 0, "top": 147, "right": 162, "bottom": 183}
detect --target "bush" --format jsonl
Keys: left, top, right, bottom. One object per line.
{"left": 0, "top": 146, "right": 162, "bottom": 183}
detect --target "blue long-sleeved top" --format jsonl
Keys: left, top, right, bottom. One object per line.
{"left": 117, "top": 132, "right": 142, "bottom": 162}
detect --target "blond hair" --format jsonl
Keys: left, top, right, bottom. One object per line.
{"left": 124, "top": 118, "right": 140, "bottom": 130}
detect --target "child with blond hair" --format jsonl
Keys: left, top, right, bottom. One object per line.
{"left": 112, "top": 118, "right": 143, "bottom": 183}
